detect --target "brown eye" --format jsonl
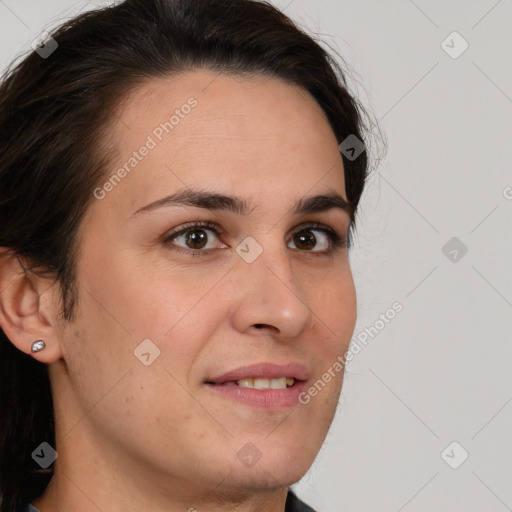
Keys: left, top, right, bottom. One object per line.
{"left": 184, "top": 229, "right": 208, "bottom": 249}
{"left": 165, "top": 223, "right": 222, "bottom": 253}
{"left": 293, "top": 229, "right": 317, "bottom": 250}
{"left": 288, "top": 226, "right": 336, "bottom": 252}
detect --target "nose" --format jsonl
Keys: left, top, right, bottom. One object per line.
{"left": 229, "top": 239, "right": 315, "bottom": 339}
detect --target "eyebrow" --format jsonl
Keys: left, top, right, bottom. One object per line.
{"left": 130, "top": 188, "right": 353, "bottom": 219}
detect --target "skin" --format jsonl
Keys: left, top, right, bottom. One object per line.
{"left": 0, "top": 70, "right": 357, "bottom": 512}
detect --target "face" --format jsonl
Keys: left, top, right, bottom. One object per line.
{"left": 51, "top": 70, "right": 357, "bottom": 502}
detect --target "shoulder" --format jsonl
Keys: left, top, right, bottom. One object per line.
{"left": 285, "top": 490, "right": 318, "bottom": 512}
{"left": 23, "top": 494, "right": 312, "bottom": 512}
{"left": 21, "top": 505, "right": 41, "bottom": 512}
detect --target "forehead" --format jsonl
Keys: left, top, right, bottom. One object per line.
{"left": 114, "top": 69, "right": 339, "bottom": 147}
{"left": 95, "top": 70, "right": 346, "bottom": 219}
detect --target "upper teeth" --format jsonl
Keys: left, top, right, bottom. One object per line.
{"left": 222, "top": 377, "right": 295, "bottom": 389}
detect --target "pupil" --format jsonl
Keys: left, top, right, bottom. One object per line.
{"left": 187, "top": 230, "right": 207, "bottom": 249}
{"left": 295, "top": 230, "right": 316, "bottom": 250}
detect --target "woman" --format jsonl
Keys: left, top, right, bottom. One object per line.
{"left": 0, "top": 0, "right": 377, "bottom": 510}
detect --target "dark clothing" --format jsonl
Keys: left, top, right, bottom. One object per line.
{"left": 286, "top": 490, "right": 318, "bottom": 511}
{"left": 24, "top": 489, "right": 317, "bottom": 511}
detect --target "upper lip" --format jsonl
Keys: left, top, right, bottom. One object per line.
{"left": 206, "top": 362, "right": 310, "bottom": 384}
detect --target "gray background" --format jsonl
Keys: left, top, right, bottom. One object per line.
{"left": 1, "top": 1, "right": 510, "bottom": 511}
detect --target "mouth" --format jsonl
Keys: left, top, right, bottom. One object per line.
{"left": 204, "top": 362, "right": 309, "bottom": 409}
{"left": 205, "top": 376, "right": 297, "bottom": 389}
{"left": 205, "top": 361, "right": 309, "bottom": 385}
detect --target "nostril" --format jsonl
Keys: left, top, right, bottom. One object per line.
{"left": 253, "top": 324, "right": 279, "bottom": 333}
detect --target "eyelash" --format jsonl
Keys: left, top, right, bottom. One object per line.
{"left": 163, "top": 221, "right": 349, "bottom": 258}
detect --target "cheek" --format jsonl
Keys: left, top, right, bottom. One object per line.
{"left": 305, "top": 268, "right": 356, "bottom": 407}
{"left": 311, "top": 265, "right": 357, "bottom": 345}
{"left": 81, "top": 248, "right": 202, "bottom": 338}
{"left": 58, "top": 271, "right": 219, "bottom": 446}
{"left": 122, "top": 270, "right": 225, "bottom": 347}
{"left": 89, "top": 261, "right": 227, "bottom": 379}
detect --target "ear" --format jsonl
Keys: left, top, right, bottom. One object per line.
{"left": 0, "top": 248, "right": 64, "bottom": 363}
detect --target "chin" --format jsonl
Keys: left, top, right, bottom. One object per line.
{"left": 225, "top": 442, "right": 318, "bottom": 489}
{"left": 225, "top": 463, "right": 311, "bottom": 492}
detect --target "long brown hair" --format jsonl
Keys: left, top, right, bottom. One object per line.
{"left": 0, "top": 1, "right": 380, "bottom": 510}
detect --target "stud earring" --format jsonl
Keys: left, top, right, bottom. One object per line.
{"left": 31, "top": 340, "right": 46, "bottom": 353}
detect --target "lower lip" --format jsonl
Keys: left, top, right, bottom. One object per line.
{"left": 204, "top": 381, "right": 308, "bottom": 410}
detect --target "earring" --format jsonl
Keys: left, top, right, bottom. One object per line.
{"left": 31, "top": 340, "right": 46, "bottom": 353}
